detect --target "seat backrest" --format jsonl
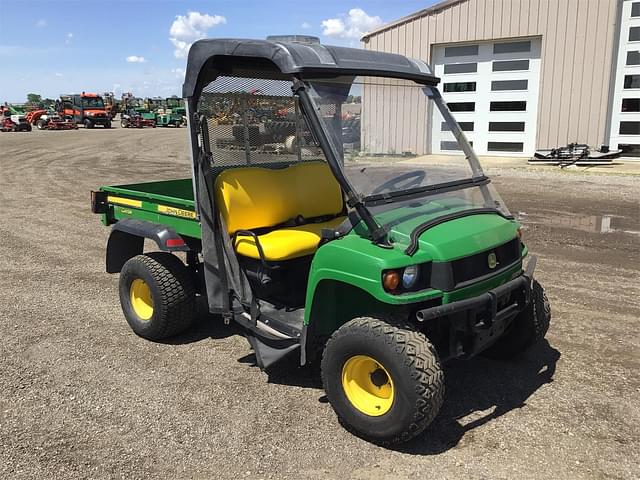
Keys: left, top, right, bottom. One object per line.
{"left": 214, "top": 161, "right": 343, "bottom": 234}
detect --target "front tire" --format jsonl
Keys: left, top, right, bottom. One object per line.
{"left": 483, "top": 279, "right": 551, "bottom": 359}
{"left": 119, "top": 253, "right": 196, "bottom": 340}
{"left": 321, "top": 317, "right": 445, "bottom": 445}
{"left": 84, "top": 119, "right": 94, "bottom": 129}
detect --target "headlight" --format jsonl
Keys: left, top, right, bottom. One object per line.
{"left": 87, "top": 112, "right": 94, "bottom": 116}
{"left": 402, "top": 265, "right": 420, "bottom": 289}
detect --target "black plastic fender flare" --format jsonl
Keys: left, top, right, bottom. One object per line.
{"left": 106, "top": 218, "right": 190, "bottom": 273}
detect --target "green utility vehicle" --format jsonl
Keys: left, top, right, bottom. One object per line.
{"left": 92, "top": 38, "right": 550, "bottom": 445}
{"left": 154, "top": 97, "right": 184, "bottom": 127}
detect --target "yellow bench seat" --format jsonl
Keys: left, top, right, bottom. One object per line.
{"left": 215, "top": 161, "right": 346, "bottom": 262}
{"left": 234, "top": 216, "right": 346, "bottom": 261}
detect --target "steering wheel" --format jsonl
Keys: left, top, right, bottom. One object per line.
{"left": 371, "top": 170, "right": 426, "bottom": 195}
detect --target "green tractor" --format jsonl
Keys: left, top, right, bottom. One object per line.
{"left": 154, "top": 97, "right": 184, "bottom": 127}
{"left": 92, "top": 38, "right": 550, "bottom": 445}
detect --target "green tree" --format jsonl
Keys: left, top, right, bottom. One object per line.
{"left": 26, "top": 93, "right": 42, "bottom": 105}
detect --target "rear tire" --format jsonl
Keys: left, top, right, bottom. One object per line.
{"left": 321, "top": 317, "right": 444, "bottom": 445}
{"left": 104, "top": 121, "right": 111, "bottom": 129}
{"left": 119, "top": 252, "right": 196, "bottom": 340}
{"left": 84, "top": 119, "right": 94, "bottom": 129}
{"left": 483, "top": 279, "right": 551, "bottom": 360}
{"left": 37, "top": 119, "right": 47, "bottom": 130}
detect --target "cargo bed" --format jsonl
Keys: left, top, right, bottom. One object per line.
{"left": 100, "top": 178, "right": 201, "bottom": 239}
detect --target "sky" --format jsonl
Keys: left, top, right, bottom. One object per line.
{"left": 0, "top": 0, "right": 437, "bottom": 103}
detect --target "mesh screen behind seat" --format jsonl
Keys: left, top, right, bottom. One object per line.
{"left": 197, "top": 76, "right": 325, "bottom": 174}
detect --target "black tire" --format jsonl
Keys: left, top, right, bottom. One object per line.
{"left": 321, "top": 317, "right": 445, "bottom": 445}
{"left": 118, "top": 252, "right": 196, "bottom": 341}
{"left": 104, "top": 121, "right": 111, "bottom": 129}
{"left": 37, "top": 119, "right": 47, "bottom": 130}
{"left": 84, "top": 119, "right": 94, "bottom": 129}
{"left": 121, "top": 120, "right": 127, "bottom": 128}
{"left": 25, "top": 124, "right": 32, "bottom": 132}
{"left": 483, "top": 279, "right": 551, "bottom": 360}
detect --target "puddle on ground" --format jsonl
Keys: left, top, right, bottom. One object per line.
{"left": 516, "top": 211, "right": 640, "bottom": 237}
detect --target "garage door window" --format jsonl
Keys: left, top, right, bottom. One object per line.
{"left": 491, "top": 80, "right": 528, "bottom": 91}
{"left": 490, "top": 101, "right": 526, "bottom": 111}
{"left": 493, "top": 41, "right": 531, "bottom": 54}
{"left": 488, "top": 142, "right": 524, "bottom": 152}
{"left": 441, "top": 121, "right": 474, "bottom": 131}
{"left": 444, "top": 63, "right": 477, "bottom": 74}
{"left": 489, "top": 122, "right": 525, "bottom": 132}
{"left": 619, "top": 121, "right": 640, "bottom": 135}
{"left": 441, "top": 140, "right": 473, "bottom": 150}
{"left": 493, "top": 60, "right": 529, "bottom": 71}
{"left": 626, "top": 51, "right": 640, "bottom": 65}
{"left": 633, "top": 3, "right": 640, "bottom": 17}
{"left": 622, "top": 98, "right": 640, "bottom": 112}
{"left": 624, "top": 75, "right": 640, "bottom": 88}
{"left": 444, "top": 82, "right": 476, "bottom": 92}
{"left": 630, "top": 27, "right": 640, "bottom": 42}
{"left": 618, "top": 143, "right": 640, "bottom": 155}
{"left": 448, "top": 102, "right": 475, "bottom": 112}
{"left": 445, "top": 45, "right": 478, "bottom": 57}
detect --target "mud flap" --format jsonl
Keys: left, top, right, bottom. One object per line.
{"left": 246, "top": 333, "right": 300, "bottom": 370}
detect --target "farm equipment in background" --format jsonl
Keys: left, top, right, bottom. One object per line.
{"left": 530, "top": 143, "right": 621, "bottom": 167}
{"left": 1, "top": 105, "right": 32, "bottom": 132}
{"left": 120, "top": 95, "right": 157, "bottom": 126}
{"left": 34, "top": 110, "right": 78, "bottom": 130}
{"left": 154, "top": 97, "right": 184, "bottom": 127}
{"left": 60, "top": 93, "right": 111, "bottom": 128}
{"left": 103, "top": 92, "right": 119, "bottom": 120}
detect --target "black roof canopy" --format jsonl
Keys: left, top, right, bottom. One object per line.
{"left": 182, "top": 38, "right": 439, "bottom": 98}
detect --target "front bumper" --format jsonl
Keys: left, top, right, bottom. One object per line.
{"left": 87, "top": 115, "right": 109, "bottom": 124}
{"left": 416, "top": 255, "right": 536, "bottom": 359}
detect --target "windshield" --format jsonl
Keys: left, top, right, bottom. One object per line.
{"left": 82, "top": 97, "right": 104, "bottom": 108}
{"left": 306, "top": 76, "right": 510, "bottom": 218}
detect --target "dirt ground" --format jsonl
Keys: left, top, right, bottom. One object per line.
{"left": 1, "top": 124, "right": 638, "bottom": 480}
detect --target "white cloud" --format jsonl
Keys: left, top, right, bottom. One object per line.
{"left": 171, "top": 67, "right": 185, "bottom": 78}
{"left": 65, "top": 32, "right": 74, "bottom": 44}
{"left": 126, "top": 55, "right": 146, "bottom": 63}
{"left": 169, "top": 11, "right": 227, "bottom": 59}
{"left": 35, "top": 19, "right": 47, "bottom": 28}
{"left": 301, "top": 21, "right": 311, "bottom": 29}
{"left": 321, "top": 8, "right": 383, "bottom": 39}
{"left": 54, "top": 72, "right": 63, "bottom": 77}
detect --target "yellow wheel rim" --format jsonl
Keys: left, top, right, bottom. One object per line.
{"left": 341, "top": 355, "right": 394, "bottom": 416}
{"left": 130, "top": 278, "right": 153, "bottom": 320}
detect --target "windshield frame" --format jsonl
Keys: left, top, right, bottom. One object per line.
{"left": 297, "top": 75, "right": 494, "bottom": 243}
{"left": 304, "top": 77, "right": 486, "bottom": 203}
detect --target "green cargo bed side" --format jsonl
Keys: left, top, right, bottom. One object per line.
{"left": 100, "top": 178, "right": 202, "bottom": 239}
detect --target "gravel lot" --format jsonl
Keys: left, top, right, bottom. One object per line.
{"left": 1, "top": 124, "right": 638, "bottom": 479}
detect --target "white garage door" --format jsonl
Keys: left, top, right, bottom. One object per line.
{"left": 608, "top": 0, "right": 640, "bottom": 156}
{"left": 431, "top": 38, "right": 541, "bottom": 156}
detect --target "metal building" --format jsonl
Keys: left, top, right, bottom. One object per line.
{"left": 362, "top": 0, "right": 636, "bottom": 157}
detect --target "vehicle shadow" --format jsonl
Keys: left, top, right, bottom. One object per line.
{"left": 155, "top": 311, "right": 240, "bottom": 345}
{"left": 397, "top": 339, "right": 561, "bottom": 455}
{"left": 263, "top": 339, "right": 560, "bottom": 453}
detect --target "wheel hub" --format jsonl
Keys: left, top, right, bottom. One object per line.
{"left": 130, "top": 278, "right": 153, "bottom": 320}
{"left": 341, "top": 355, "right": 394, "bottom": 416}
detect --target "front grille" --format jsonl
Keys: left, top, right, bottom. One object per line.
{"left": 451, "top": 238, "right": 520, "bottom": 286}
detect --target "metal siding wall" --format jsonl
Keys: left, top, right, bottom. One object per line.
{"left": 363, "top": 0, "right": 617, "bottom": 152}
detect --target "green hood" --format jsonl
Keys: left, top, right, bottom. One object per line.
{"left": 374, "top": 198, "right": 519, "bottom": 262}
